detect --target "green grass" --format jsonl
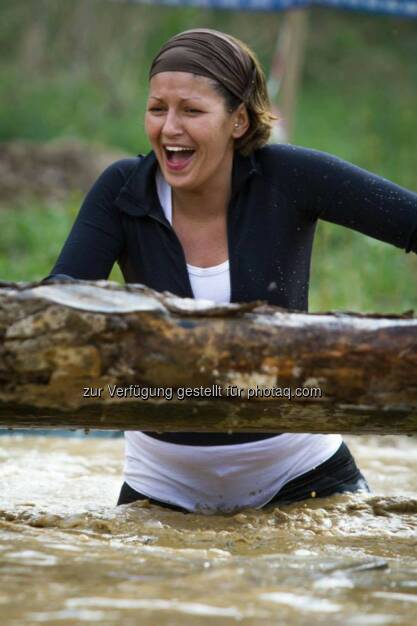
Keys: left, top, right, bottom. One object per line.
{"left": 0, "top": 199, "right": 124, "bottom": 284}
{"left": 310, "top": 222, "right": 417, "bottom": 313}
{"left": 0, "top": 69, "right": 147, "bottom": 154}
{"left": 0, "top": 200, "right": 78, "bottom": 282}
{"left": 294, "top": 86, "right": 416, "bottom": 192}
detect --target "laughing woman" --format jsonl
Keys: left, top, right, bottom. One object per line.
{"left": 45, "top": 29, "right": 417, "bottom": 514}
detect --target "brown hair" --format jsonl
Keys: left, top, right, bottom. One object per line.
{"left": 149, "top": 29, "right": 276, "bottom": 155}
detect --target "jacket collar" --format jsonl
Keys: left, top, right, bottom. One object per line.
{"left": 114, "top": 149, "right": 259, "bottom": 218}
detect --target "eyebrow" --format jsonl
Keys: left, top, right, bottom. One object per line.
{"left": 149, "top": 96, "right": 203, "bottom": 102}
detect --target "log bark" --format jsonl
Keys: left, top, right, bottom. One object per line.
{"left": 1, "top": 279, "right": 416, "bottom": 433}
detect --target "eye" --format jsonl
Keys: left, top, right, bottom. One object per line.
{"left": 148, "top": 107, "right": 165, "bottom": 113}
{"left": 185, "top": 108, "right": 202, "bottom": 114}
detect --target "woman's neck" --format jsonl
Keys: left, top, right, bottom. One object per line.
{"left": 171, "top": 159, "right": 233, "bottom": 222}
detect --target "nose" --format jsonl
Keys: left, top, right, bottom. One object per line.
{"left": 162, "top": 109, "right": 183, "bottom": 137}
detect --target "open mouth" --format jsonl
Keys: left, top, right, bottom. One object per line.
{"left": 164, "top": 146, "right": 196, "bottom": 170}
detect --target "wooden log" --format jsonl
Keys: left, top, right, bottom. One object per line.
{"left": 0, "top": 279, "right": 416, "bottom": 433}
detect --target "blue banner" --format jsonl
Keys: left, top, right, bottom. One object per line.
{"left": 129, "top": 0, "right": 417, "bottom": 18}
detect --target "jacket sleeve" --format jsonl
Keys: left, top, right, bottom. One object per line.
{"left": 292, "top": 147, "right": 417, "bottom": 254}
{"left": 43, "top": 158, "right": 137, "bottom": 282}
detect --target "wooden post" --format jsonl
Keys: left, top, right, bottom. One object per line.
{"left": 1, "top": 280, "right": 416, "bottom": 433}
{"left": 268, "top": 9, "right": 309, "bottom": 142}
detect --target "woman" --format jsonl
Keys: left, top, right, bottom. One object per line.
{"left": 45, "top": 29, "right": 417, "bottom": 514}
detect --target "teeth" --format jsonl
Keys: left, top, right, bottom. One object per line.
{"left": 165, "top": 146, "right": 194, "bottom": 152}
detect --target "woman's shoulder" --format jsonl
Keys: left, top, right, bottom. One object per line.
{"left": 254, "top": 143, "right": 357, "bottom": 192}
{"left": 97, "top": 155, "right": 143, "bottom": 185}
{"left": 84, "top": 156, "right": 145, "bottom": 204}
{"left": 255, "top": 143, "right": 342, "bottom": 171}
{"left": 76, "top": 156, "right": 144, "bottom": 213}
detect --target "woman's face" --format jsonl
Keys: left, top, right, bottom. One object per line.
{"left": 145, "top": 71, "right": 245, "bottom": 192}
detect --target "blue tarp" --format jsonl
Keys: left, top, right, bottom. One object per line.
{"left": 131, "top": 0, "right": 417, "bottom": 18}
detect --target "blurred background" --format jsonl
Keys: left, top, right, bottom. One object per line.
{"left": 1, "top": 0, "right": 416, "bottom": 312}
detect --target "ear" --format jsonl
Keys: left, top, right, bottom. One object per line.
{"left": 232, "top": 104, "right": 250, "bottom": 139}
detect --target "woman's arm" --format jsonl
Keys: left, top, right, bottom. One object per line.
{"left": 43, "top": 158, "right": 138, "bottom": 282}
{"left": 275, "top": 145, "right": 417, "bottom": 253}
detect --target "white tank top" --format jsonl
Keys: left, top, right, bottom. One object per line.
{"left": 123, "top": 170, "right": 342, "bottom": 513}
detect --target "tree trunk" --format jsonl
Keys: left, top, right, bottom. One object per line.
{"left": 1, "top": 280, "right": 416, "bottom": 433}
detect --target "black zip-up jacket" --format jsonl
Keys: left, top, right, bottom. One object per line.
{"left": 46, "top": 143, "right": 417, "bottom": 445}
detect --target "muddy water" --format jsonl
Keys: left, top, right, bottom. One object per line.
{"left": 1, "top": 434, "right": 416, "bottom": 626}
